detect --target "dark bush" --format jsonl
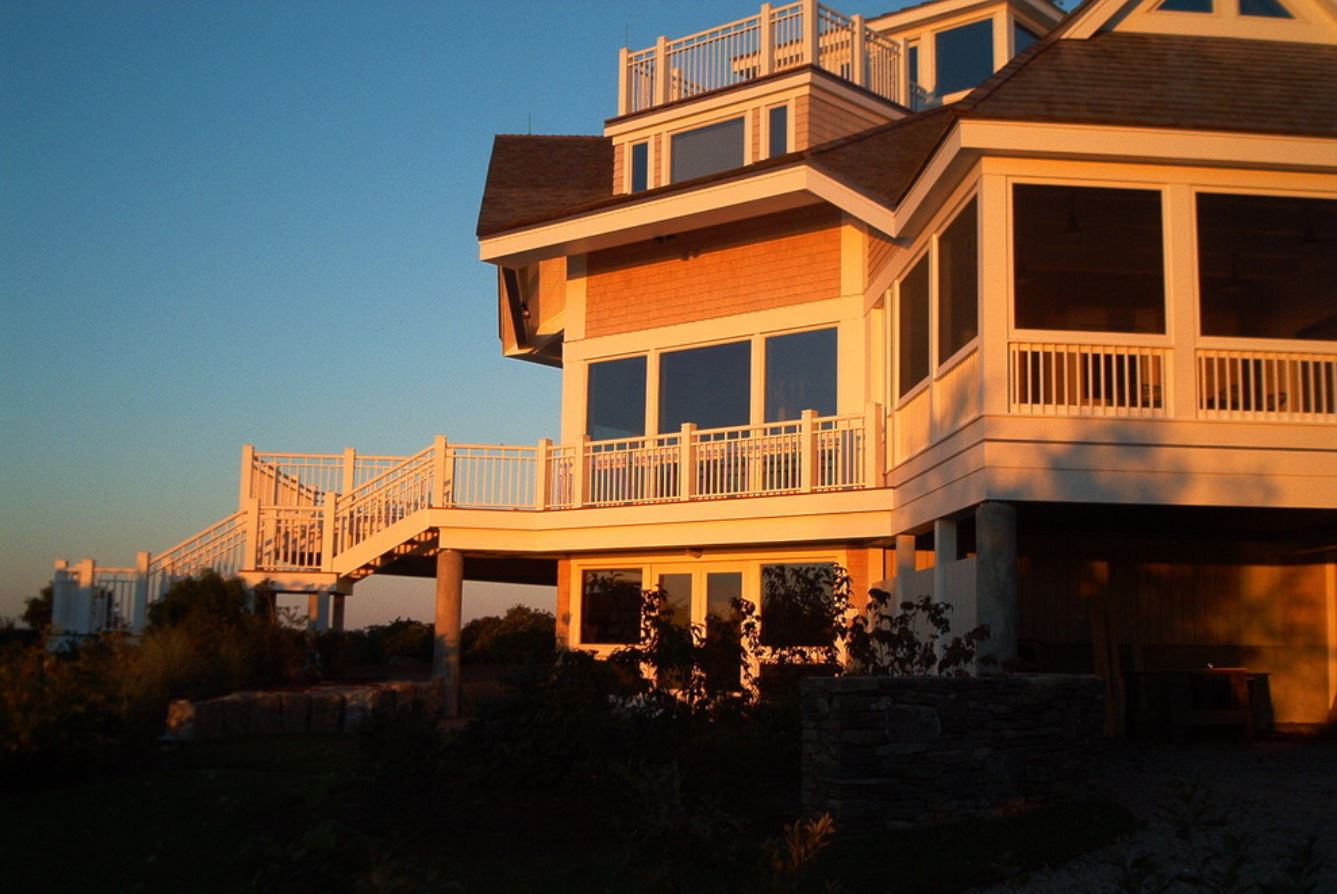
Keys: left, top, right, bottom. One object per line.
{"left": 461, "top": 605, "right": 555, "bottom": 665}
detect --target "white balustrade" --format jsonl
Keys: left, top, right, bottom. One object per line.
{"left": 1009, "top": 342, "right": 1168, "bottom": 417}
{"left": 619, "top": 1, "right": 899, "bottom": 114}
{"left": 1197, "top": 348, "right": 1336, "bottom": 422}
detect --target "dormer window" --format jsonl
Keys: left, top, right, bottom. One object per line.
{"left": 630, "top": 142, "right": 649, "bottom": 193}
{"left": 934, "top": 20, "right": 994, "bottom": 95}
{"left": 1239, "top": 0, "right": 1292, "bottom": 17}
{"left": 671, "top": 117, "right": 745, "bottom": 184}
{"left": 768, "top": 105, "right": 789, "bottom": 158}
{"left": 1156, "top": 0, "right": 1212, "bottom": 11}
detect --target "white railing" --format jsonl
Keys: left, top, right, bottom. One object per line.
{"left": 1009, "top": 342, "right": 1168, "bottom": 417}
{"left": 333, "top": 446, "right": 436, "bottom": 555}
{"left": 1197, "top": 348, "right": 1337, "bottom": 422}
{"left": 255, "top": 506, "right": 325, "bottom": 572}
{"left": 146, "top": 510, "right": 249, "bottom": 599}
{"left": 619, "top": 1, "right": 899, "bottom": 114}
{"left": 56, "top": 412, "right": 881, "bottom": 634}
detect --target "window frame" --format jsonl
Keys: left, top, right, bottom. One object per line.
{"left": 1192, "top": 186, "right": 1337, "bottom": 354}
{"left": 667, "top": 115, "right": 749, "bottom": 185}
{"left": 1006, "top": 176, "right": 1174, "bottom": 346}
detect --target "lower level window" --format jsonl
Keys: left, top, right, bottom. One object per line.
{"left": 580, "top": 569, "right": 642, "bottom": 644}
{"left": 760, "top": 563, "right": 837, "bottom": 648}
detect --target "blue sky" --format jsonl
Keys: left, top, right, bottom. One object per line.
{"left": 1, "top": 0, "right": 917, "bottom": 626}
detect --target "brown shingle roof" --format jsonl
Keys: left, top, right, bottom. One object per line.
{"left": 476, "top": 135, "right": 612, "bottom": 238}
{"left": 961, "top": 32, "right": 1337, "bottom": 138}
{"left": 476, "top": 30, "right": 1337, "bottom": 240}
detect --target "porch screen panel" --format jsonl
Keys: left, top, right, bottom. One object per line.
{"left": 587, "top": 356, "right": 646, "bottom": 440}
{"left": 1013, "top": 184, "right": 1165, "bottom": 334}
{"left": 898, "top": 255, "right": 930, "bottom": 398}
{"left": 659, "top": 341, "right": 751, "bottom": 431}
{"left": 938, "top": 198, "right": 979, "bottom": 362}
{"left": 1197, "top": 193, "right": 1336, "bottom": 341}
{"left": 765, "top": 328, "right": 836, "bottom": 421}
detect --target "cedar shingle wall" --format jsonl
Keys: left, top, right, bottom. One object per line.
{"left": 866, "top": 227, "right": 897, "bottom": 286}
{"left": 585, "top": 207, "right": 842, "bottom": 337}
{"left": 805, "top": 100, "right": 888, "bottom": 147}
{"left": 612, "top": 143, "right": 625, "bottom": 194}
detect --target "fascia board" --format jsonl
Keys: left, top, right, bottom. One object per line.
{"left": 958, "top": 119, "right": 1337, "bottom": 171}
{"left": 478, "top": 165, "right": 901, "bottom": 265}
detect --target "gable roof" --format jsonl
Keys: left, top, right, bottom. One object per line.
{"left": 960, "top": 31, "right": 1337, "bottom": 138}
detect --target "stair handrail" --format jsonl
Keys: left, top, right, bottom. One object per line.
{"left": 338, "top": 444, "right": 435, "bottom": 508}
{"left": 147, "top": 509, "right": 248, "bottom": 573}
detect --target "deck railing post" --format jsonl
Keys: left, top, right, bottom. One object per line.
{"left": 654, "top": 35, "right": 669, "bottom": 106}
{"left": 851, "top": 14, "right": 866, "bottom": 86}
{"left": 678, "top": 423, "right": 696, "bottom": 501}
{"left": 535, "top": 438, "right": 551, "bottom": 510}
{"left": 75, "top": 558, "right": 95, "bottom": 635}
{"left": 573, "top": 435, "right": 589, "bottom": 508}
{"left": 132, "top": 551, "right": 150, "bottom": 633}
{"left": 242, "top": 497, "right": 261, "bottom": 571}
{"left": 759, "top": 3, "right": 775, "bottom": 75}
{"left": 432, "top": 435, "right": 451, "bottom": 507}
{"left": 238, "top": 444, "right": 255, "bottom": 510}
{"left": 342, "top": 447, "right": 356, "bottom": 494}
{"left": 864, "top": 401, "right": 884, "bottom": 488}
{"left": 802, "top": 0, "right": 819, "bottom": 68}
{"left": 618, "top": 47, "right": 630, "bottom": 116}
{"left": 321, "top": 498, "right": 337, "bottom": 571}
{"left": 800, "top": 409, "right": 817, "bottom": 493}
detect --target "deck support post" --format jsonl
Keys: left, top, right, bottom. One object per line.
{"left": 434, "top": 544, "right": 464, "bottom": 718}
{"left": 975, "top": 501, "right": 1018, "bottom": 671}
{"left": 331, "top": 594, "right": 346, "bottom": 632}
{"left": 893, "top": 533, "right": 916, "bottom": 603}
{"left": 307, "top": 591, "right": 330, "bottom": 633}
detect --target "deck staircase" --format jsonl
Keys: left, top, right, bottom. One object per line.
{"left": 51, "top": 408, "right": 880, "bottom": 636}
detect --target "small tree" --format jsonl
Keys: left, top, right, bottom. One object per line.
{"left": 21, "top": 585, "right": 53, "bottom": 631}
{"left": 845, "top": 590, "right": 993, "bottom": 677}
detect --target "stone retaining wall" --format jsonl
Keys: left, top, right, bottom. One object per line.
{"left": 165, "top": 681, "right": 444, "bottom": 742}
{"left": 801, "top": 675, "right": 1104, "bottom": 829}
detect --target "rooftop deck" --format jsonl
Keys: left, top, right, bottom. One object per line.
{"left": 618, "top": 0, "right": 903, "bottom": 116}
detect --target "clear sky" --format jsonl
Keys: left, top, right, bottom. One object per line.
{"left": 1, "top": 0, "right": 915, "bottom": 627}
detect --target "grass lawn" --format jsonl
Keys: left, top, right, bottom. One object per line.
{"left": 0, "top": 733, "right": 1135, "bottom": 893}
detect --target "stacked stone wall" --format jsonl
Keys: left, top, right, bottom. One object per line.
{"left": 802, "top": 675, "right": 1104, "bottom": 828}
{"left": 165, "top": 681, "right": 444, "bottom": 742}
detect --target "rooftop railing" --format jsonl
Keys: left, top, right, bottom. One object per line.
{"left": 618, "top": 0, "right": 902, "bottom": 115}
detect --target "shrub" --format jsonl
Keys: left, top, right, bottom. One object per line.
{"left": 846, "top": 590, "right": 993, "bottom": 677}
{"left": 461, "top": 605, "right": 555, "bottom": 665}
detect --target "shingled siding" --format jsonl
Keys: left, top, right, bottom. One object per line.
{"left": 797, "top": 93, "right": 893, "bottom": 148}
{"left": 585, "top": 207, "right": 842, "bottom": 337}
{"left": 802, "top": 675, "right": 1104, "bottom": 829}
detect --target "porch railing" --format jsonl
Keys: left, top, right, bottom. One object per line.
{"left": 1009, "top": 341, "right": 1169, "bottom": 417}
{"left": 618, "top": 0, "right": 901, "bottom": 115}
{"left": 1196, "top": 348, "right": 1336, "bottom": 422}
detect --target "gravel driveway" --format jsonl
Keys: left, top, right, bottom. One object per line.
{"left": 979, "top": 736, "right": 1337, "bottom": 893}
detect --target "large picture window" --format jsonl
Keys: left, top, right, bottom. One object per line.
{"left": 1197, "top": 193, "right": 1336, "bottom": 341}
{"left": 1013, "top": 184, "right": 1165, "bottom": 334}
{"left": 765, "top": 328, "right": 837, "bottom": 422}
{"left": 938, "top": 198, "right": 979, "bottom": 362}
{"left": 580, "top": 569, "right": 642, "bottom": 645}
{"left": 898, "top": 255, "right": 930, "bottom": 398}
{"left": 587, "top": 356, "right": 646, "bottom": 440}
{"left": 659, "top": 341, "right": 751, "bottom": 431}
{"left": 671, "top": 117, "right": 744, "bottom": 184}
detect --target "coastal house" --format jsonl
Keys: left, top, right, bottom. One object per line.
{"left": 54, "top": 0, "right": 1337, "bottom": 726}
